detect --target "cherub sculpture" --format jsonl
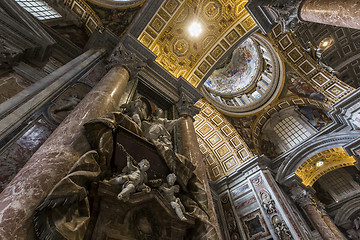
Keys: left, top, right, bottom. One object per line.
{"left": 142, "top": 108, "right": 183, "bottom": 148}
{"left": 159, "top": 173, "right": 187, "bottom": 221}
{"left": 120, "top": 97, "right": 152, "bottom": 129}
{"left": 105, "top": 144, "right": 151, "bottom": 201}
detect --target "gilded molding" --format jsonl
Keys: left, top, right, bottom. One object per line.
{"left": 138, "top": 0, "right": 257, "bottom": 87}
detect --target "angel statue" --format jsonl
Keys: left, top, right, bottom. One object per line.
{"left": 142, "top": 108, "right": 184, "bottom": 148}
{"left": 105, "top": 144, "right": 151, "bottom": 201}
{"left": 159, "top": 173, "right": 187, "bottom": 221}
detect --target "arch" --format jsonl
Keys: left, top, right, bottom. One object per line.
{"left": 276, "top": 131, "right": 360, "bottom": 184}
{"left": 334, "top": 197, "right": 360, "bottom": 226}
{"left": 251, "top": 96, "right": 330, "bottom": 155}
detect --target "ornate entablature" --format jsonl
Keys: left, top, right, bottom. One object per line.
{"left": 295, "top": 147, "right": 356, "bottom": 186}
{"left": 137, "top": 0, "right": 257, "bottom": 87}
{"left": 201, "top": 33, "right": 285, "bottom": 116}
{"left": 194, "top": 98, "right": 254, "bottom": 181}
{"left": 268, "top": 24, "right": 355, "bottom": 106}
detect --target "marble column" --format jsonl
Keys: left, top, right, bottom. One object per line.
{"left": 290, "top": 186, "right": 338, "bottom": 240}
{"left": 298, "top": 0, "right": 360, "bottom": 30}
{"left": 176, "top": 92, "right": 222, "bottom": 239}
{"left": 0, "top": 43, "right": 145, "bottom": 239}
{"left": 317, "top": 202, "right": 346, "bottom": 240}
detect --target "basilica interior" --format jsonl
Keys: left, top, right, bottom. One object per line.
{"left": 0, "top": 0, "right": 360, "bottom": 239}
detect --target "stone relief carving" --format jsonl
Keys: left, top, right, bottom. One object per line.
{"left": 104, "top": 143, "right": 151, "bottom": 201}
{"left": 159, "top": 173, "right": 187, "bottom": 221}
{"left": 272, "top": 215, "right": 293, "bottom": 240}
{"left": 260, "top": 190, "right": 276, "bottom": 214}
{"left": 53, "top": 93, "right": 81, "bottom": 114}
{"left": 290, "top": 186, "right": 314, "bottom": 208}
{"left": 176, "top": 91, "right": 200, "bottom": 117}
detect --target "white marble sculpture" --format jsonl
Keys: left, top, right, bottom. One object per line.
{"left": 105, "top": 146, "right": 151, "bottom": 201}
{"left": 120, "top": 97, "right": 149, "bottom": 129}
{"left": 142, "top": 108, "right": 183, "bottom": 148}
{"left": 159, "top": 173, "right": 187, "bottom": 221}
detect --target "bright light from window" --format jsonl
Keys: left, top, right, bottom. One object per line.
{"left": 15, "top": 0, "right": 61, "bottom": 20}
{"left": 188, "top": 21, "right": 202, "bottom": 37}
{"left": 316, "top": 161, "right": 324, "bottom": 167}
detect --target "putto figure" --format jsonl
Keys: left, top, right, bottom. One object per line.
{"left": 105, "top": 144, "right": 151, "bottom": 201}
{"left": 159, "top": 173, "right": 187, "bottom": 221}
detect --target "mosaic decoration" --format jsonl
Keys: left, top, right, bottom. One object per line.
{"left": 252, "top": 96, "right": 330, "bottom": 155}
{"left": 295, "top": 147, "right": 356, "bottom": 186}
{"left": 269, "top": 24, "right": 354, "bottom": 106}
{"left": 286, "top": 71, "right": 325, "bottom": 101}
{"left": 299, "top": 106, "right": 332, "bottom": 131}
{"left": 194, "top": 99, "right": 253, "bottom": 181}
{"left": 205, "top": 38, "right": 259, "bottom": 95}
{"left": 138, "top": 0, "right": 257, "bottom": 87}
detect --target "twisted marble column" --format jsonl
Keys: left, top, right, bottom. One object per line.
{"left": 298, "top": 0, "right": 360, "bottom": 30}
{"left": 0, "top": 44, "right": 145, "bottom": 239}
{"left": 290, "top": 186, "right": 338, "bottom": 240}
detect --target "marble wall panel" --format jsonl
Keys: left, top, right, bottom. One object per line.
{"left": 0, "top": 72, "right": 32, "bottom": 105}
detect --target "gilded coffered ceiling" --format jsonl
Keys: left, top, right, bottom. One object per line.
{"left": 295, "top": 147, "right": 356, "bottom": 186}
{"left": 194, "top": 98, "right": 254, "bottom": 181}
{"left": 138, "top": 0, "right": 257, "bottom": 87}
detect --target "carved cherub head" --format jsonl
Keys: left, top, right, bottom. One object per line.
{"left": 138, "top": 159, "right": 150, "bottom": 171}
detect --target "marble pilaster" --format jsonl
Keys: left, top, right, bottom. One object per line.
{"left": 0, "top": 43, "right": 145, "bottom": 239}
{"left": 290, "top": 186, "right": 338, "bottom": 240}
{"left": 298, "top": 0, "right": 360, "bottom": 30}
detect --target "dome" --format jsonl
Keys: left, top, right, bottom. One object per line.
{"left": 204, "top": 38, "right": 260, "bottom": 96}
{"left": 202, "top": 34, "right": 285, "bottom": 116}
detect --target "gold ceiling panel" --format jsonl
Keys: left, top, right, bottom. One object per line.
{"left": 138, "top": 0, "right": 256, "bottom": 87}
{"left": 295, "top": 147, "right": 356, "bottom": 186}
{"left": 194, "top": 98, "right": 254, "bottom": 181}
{"left": 268, "top": 25, "right": 354, "bottom": 106}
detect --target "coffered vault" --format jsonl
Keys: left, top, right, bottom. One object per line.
{"left": 138, "top": 0, "right": 257, "bottom": 87}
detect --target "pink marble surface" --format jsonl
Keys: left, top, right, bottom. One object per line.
{"left": 299, "top": 0, "right": 360, "bottom": 30}
{"left": 0, "top": 118, "right": 55, "bottom": 192}
{"left": 0, "top": 66, "right": 129, "bottom": 239}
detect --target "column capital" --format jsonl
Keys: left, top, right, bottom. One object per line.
{"left": 268, "top": 0, "right": 302, "bottom": 33}
{"left": 176, "top": 92, "right": 200, "bottom": 118}
{"left": 107, "top": 42, "right": 146, "bottom": 78}
{"left": 290, "top": 185, "right": 315, "bottom": 208}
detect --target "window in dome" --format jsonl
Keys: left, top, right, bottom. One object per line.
{"left": 15, "top": 0, "right": 61, "bottom": 20}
